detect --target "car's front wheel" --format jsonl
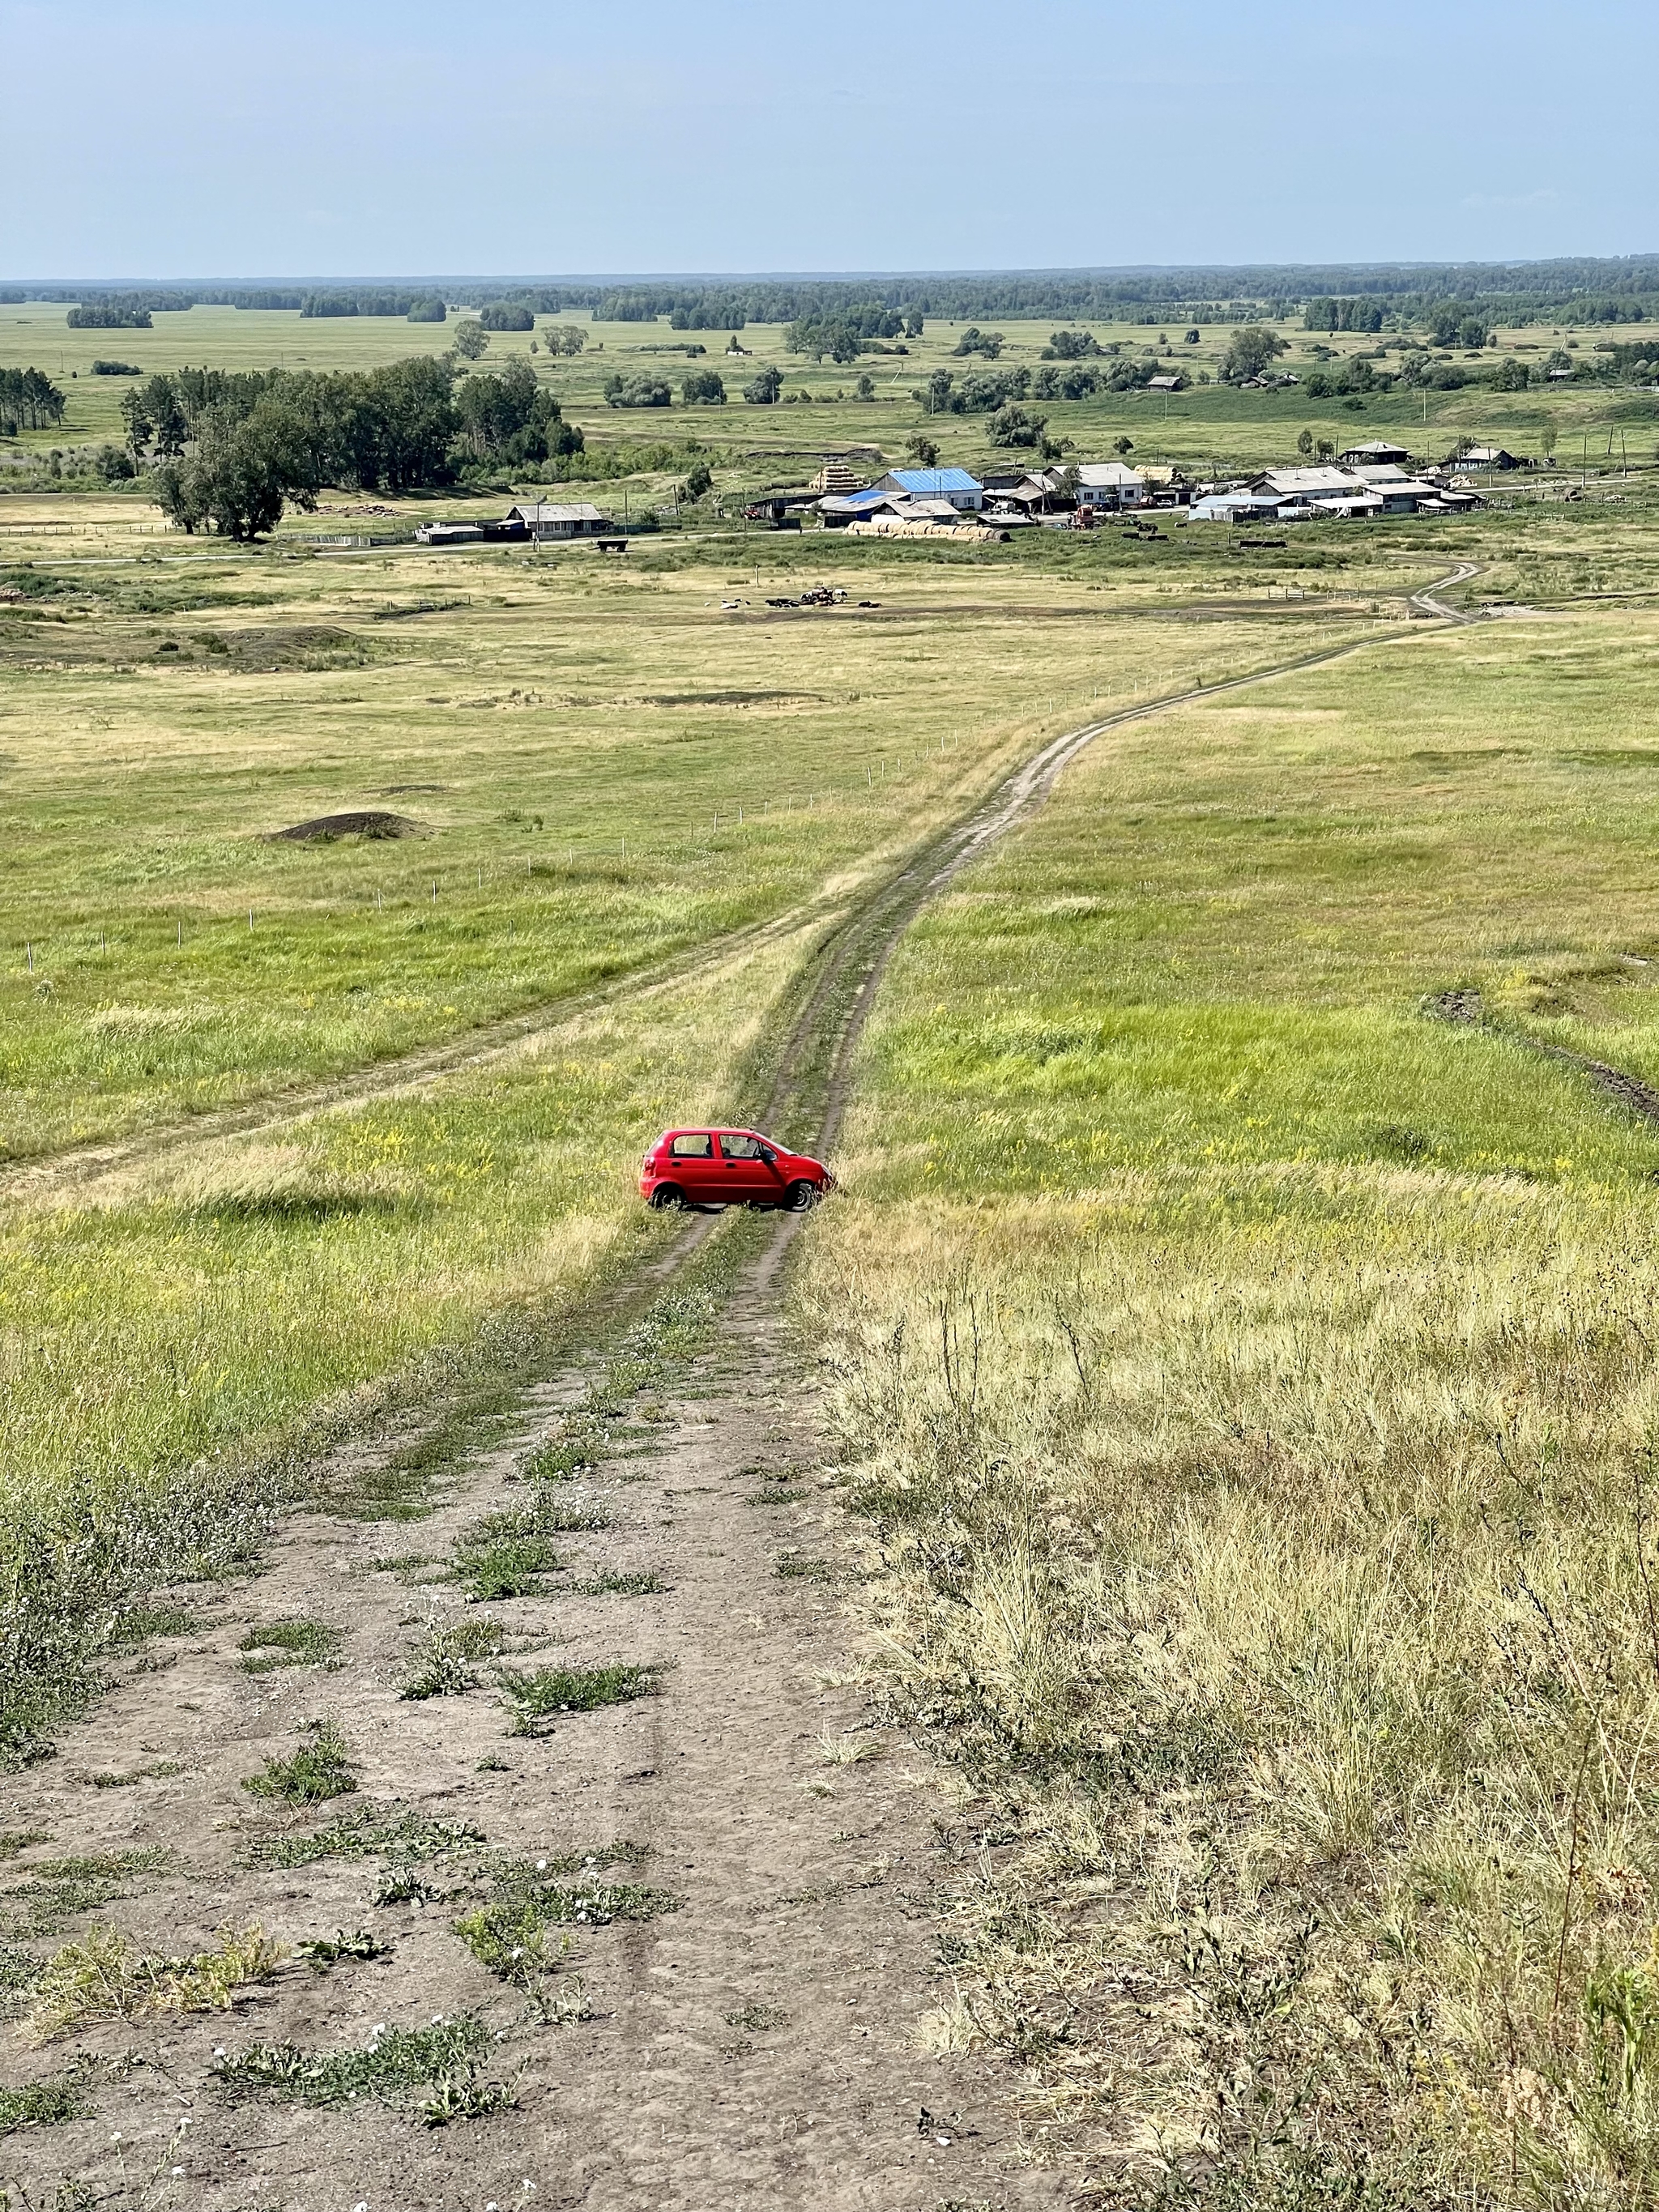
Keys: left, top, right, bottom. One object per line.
{"left": 783, "top": 1178, "right": 819, "bottom": 1213}
{"left": 649, "top": 1183, "right": 686, "bottom": 1210}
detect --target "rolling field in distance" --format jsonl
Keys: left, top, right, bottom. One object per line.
{"left": 802, "top": 595, "right": 1659, "bottom": 2206}
{"left": 3, "top": 298, "right": 1655, "bottom": 491}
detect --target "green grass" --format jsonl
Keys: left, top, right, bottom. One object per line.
{"left": 212, "top": 2013, "right": 510, "bottom": 2124}
{"left": 496, "top": 1662, "right": 659, "bottom": 1734}
{"left": 1, "top": 300, "right": 1645, "bottom": 488}
{"left": 240, "top": 1721, "right": 356, "bottom": 1806}
{"left": 803, "top": 596, "right": 1659, "bottom": 2207}
{"left": 237, "top": 1617, "right": 343, "bottom": 1673}
{"left": 0, "top": 2072, "right": 90, "bottom": 2133}
{"left": 245, "top": 1799, "right": 485, "bottom": 1869}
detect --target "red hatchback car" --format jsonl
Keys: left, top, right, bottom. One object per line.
{"left": 640, "top": 1127, "right": 835, "bottom": 1213}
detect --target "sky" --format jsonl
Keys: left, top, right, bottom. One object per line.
{"left": 7, "top": 0, "right": 1656, "bottom": 279}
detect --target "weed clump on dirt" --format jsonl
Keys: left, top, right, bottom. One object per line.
{"left": 496, "top": 1664, "right": 659, "bottom": 1735}
{"left": 0, "top": 2071, "right": 90, "bottom": 2134}
{"left": 2, "top": 1849, "right": 170, "bottom": 1937}
{"left": 213, "top": 2014, "right": 510, "bottom": 2125}
{"left": 454, "top": 1845, "right": 674, "bottom": 1994}
{"left": 450, "top": 1505, "right": 567, "bottom": 1600}
{"left": 775, "top": 1550, "right": 832, "bottom": 1582}
{"left": 399, "top": 1618, "right": 504, "bottom": 1699}
{"left": 298, "top": 1928, "right": 390, "bottom": 1972}
{"left": 246, "top": 1800, "right": 485, "bottom": 1871}
{"left": 241, "top": 1721, "right": 356, "bottom": 1806}
{"left": 237, "top": 1618, "right": 344, "bottom": 1673}
{"left": 569, "top": 1570, "right": 667, "bottom": 1596}
{"left": 31, "top": 1923, "right": 285, "bottom": 2037}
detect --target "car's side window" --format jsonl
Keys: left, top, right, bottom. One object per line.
{"left": 719, "top": 1133, "right": 761, "bottom": 1159}
{"left": 670, "top": 1132, "right": 712, "bottom": 1157}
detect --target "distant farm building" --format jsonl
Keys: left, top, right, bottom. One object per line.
{"left": 1073, "top": 461, "right": 1145, "bottom": 510}
{"left": 878, "top": 467, "right": 984, "bottom": 511}
{"left": 1339, "top": 439, "right": 1410, "bottom": 467}
{"left": 1452, "top": 446, "right": 1523, "bottom": 471}
{"left": 505, "top": 501, "right": 612, "bottom": 539}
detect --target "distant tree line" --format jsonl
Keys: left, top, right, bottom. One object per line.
{"left": 112, "top": 357, "right": 582, "bottom": 539}
{"left": 11, "top": 258, "right": 1659, "bottom": 334}
{"left": 0, "top": 367, "right": 66, "bottom": 433}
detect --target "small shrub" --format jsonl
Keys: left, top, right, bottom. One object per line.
{"left": 241, "top": 1722, "right": 356, "bottom": 1806}
{"left": 723, "top": 2001, "right": 787, "bottom": 2031}
{"left": 569, "top": 1571, "right": 667, "bottom": 1596}
{"left": 497, "top": 1664, "right": 658, "bottom": 1734}
{"left": 237, "top": 1619, "right": 344, "bottom": 1673}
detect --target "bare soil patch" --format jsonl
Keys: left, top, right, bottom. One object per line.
{"left": 265, "top": 811, "right": 431, "bottom": 843}
{"left": 0, "top": 1230, "right": 1064, "bottom": 2210}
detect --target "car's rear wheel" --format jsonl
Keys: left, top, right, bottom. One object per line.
{"left": 783, "top": 1178, "right": 819, "bottom": 1213}
{"left": 649, "top": 1183, "right": 686, "bottom": 1210}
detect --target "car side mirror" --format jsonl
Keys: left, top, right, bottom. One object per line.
{"left": 758, "top": 1147, "right": 776, "bottom": 1166}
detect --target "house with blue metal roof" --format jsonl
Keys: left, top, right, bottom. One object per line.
{"left": 878, "top": 467, "right": 984, "bottom": 511}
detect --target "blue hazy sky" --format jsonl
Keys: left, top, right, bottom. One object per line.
{"left": 8, "top": 0, "right": 1655, "bottom": 279}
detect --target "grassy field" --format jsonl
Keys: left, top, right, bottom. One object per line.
{"left": 0, "top": 526, "right": 1417, "bottom": 1158}
{"left": 800, "top": 595, "right": 1659, "bottom": 2206}
{"left": 6, "top": 300, "right": 1659, "bottom": 2201}
{"left": 2, "top": 499, "right": 1409, "bottom": 1759}
{"left": 3, "top": 299, "right": 1655, "bottom": 492}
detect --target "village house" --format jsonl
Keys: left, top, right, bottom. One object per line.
{"left": 504, "top": 500, "right": 612, "bottom": 539}
{"left": 1073, "top": 460, "right": 1145, "bottom": 510}
{"left": 1339, "top": 438, "right": 1411, "bottom": 467}
{"left": 877, "top": 466, "right": 984, "bottom": 511}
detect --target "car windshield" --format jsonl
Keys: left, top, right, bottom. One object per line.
{"left": 669, "top": 1132, "right": 712, "bottom": 1157}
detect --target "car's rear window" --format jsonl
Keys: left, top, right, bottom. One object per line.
{"left": 719, "top": 1133, "right": 763, "bottom": 1159}
{"left": 669, "top": 1132, "right": 712, "bottom": 1157}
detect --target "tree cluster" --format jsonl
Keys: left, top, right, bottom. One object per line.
{"left": 115, "top": 356, "right": 582, "bottom": 538}
{"left": 603, "top": 373, "right": 672, "bottom": 408}
{"left": 951, "top": 327, "right": 1004, "bottom": 358}
{"left": 1221, "top": 326, "right": 1289, "bottom": 381}
{"left": 1043, "top": 330, "right": 1102, "bottom": 359}
{"left": 786, "top": 305, "right": 907, "bottom": 360}
{"left": 680, "top": 369, "right": 727, "bottom": 405}
{"left": 0, "top": 368, "right": 67, "bottom": 433}
{"left": 479, "top": 302, "right": 535, "bottom": 331}
{"left": 1305, "top": 297, "right": 1385, "bottom": 334}
{"left": 66, "top": 301, "right": 151, "bottom": 329}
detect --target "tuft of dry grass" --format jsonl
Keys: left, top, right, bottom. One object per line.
{"left": 804, "top": 606, "right": 1659, "bottom": 2208}
{"left": 30, "top": 1922, "right": 285, "bottom": 2039}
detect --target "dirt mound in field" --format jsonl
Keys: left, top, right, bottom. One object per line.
{"left": 266, "top": 810, "right": 429, "bottom": 842}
